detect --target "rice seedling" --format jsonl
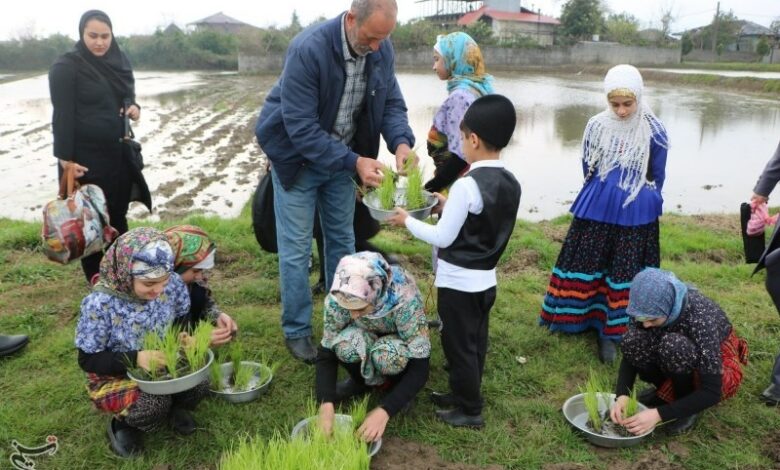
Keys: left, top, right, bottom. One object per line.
{"left": 183, "top": 321, "right": 213, "bottom": 372}
{"left": 210, "top": 357, "right": 225, "bottom": 392}
{"left": 376, "top": 166, "right": 397, "bottom": 210}
{"left": 403, "top": 150, "right": 425, "bottom": 210}
{"left": 624, "top": 386, "right": 640, "bottom": 419}
{"left": 233, "top": 361, "right": 255, "bottom": 391}
{"left": 579, "top": 369, "right": 608, "bottom": 433}
{"left": 160, "top": 325, "right": 182, "bottom": 378}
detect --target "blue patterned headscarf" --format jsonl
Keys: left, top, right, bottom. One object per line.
{"left": 626, "top": 268, "right": 688, "bottom": 327}
{"left": 435, "top": 32, "right": 494, "bottom": 97}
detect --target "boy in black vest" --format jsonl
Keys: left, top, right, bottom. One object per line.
{"left": 389, "top": 94, "right": 521, "bottom": 428}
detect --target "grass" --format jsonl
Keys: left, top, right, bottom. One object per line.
{"left": 1, "top": 208, "right": 780, "bottom": 469}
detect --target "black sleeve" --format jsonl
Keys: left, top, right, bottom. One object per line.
{"left": 379, "top": 357, "right": 430, "bottom": 417}
{"left": 78, "top": 348, "right": 137, "bottom": 376}
{"left": 315, "top": 346, "right": 340, "bottom": 405}
{"left": 49, "top": 59, "right": 77, "bottom": 159}
{"left": 424, "top": 156, "right": 468, "bottom": 193}
{"left": 657, "top": 373, "right": 721, "bottom": 422}
{"left": 614, "top": 358, "right": 638, "bottom": 397}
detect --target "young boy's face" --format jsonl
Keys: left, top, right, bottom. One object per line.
{"left": 608, "top": 96, "right": 637, "bottom": 120}
{"left": 133, "top": 275, "right": 170, "bottom": 301}
{"left": 460, "top": 130, "right": 476, "bottom": 163}
{"left": 179, "top": 268, "right": 205, "bottom": 284}
{"left": 432, "top": 51, "right": 449, "bottom": 81}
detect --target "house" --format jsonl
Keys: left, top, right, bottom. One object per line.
{"left": 731, "top": 21, "right": 779, "bottom": 52}
{"left": 417, "top": 0, "right": 559, "bottom": 46}
{"left": 638, "top": 28, "right": 678, "bottom": 45}
{"left": 189, "top": 12, "right": 257, "bottom": 34}
{"left": 457, "top": 5, "right": 560, "bottom": 46}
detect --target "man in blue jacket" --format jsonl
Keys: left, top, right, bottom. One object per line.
{"left": 255, "top": 0, "right": 415, "bottom": 363}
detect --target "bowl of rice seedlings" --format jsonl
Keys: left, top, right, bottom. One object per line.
{"left": 363, "top": 156, "right": 437, "bottom": 222}
{"left": 562, "top": 370, "right": 653, "bottom": 448}
{"left": 127, "top": 322, "right": 214, "bottom": 395}
{"left": 210, "top": 343, "right": 276, "bottom": 404}
{"left": 219, "top": 399, "right": 375, "bottom": 470}
{"left": 290, "top": 397, "right": 381, "bottom": 458}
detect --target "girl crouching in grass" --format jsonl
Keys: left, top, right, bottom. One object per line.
{"left": 75, "top": 227, "right": 208, "bottom": 458}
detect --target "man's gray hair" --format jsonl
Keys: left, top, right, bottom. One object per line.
{"left": 350, "top": 0, "right": 398, "bottom": 25}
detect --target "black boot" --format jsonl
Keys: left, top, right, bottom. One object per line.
{"left": 430, "top": 391, "right": 458, "bottom": 408}
{"left": 597, "top": 338, "right": 617, "bottom": 364}
{"left": 435, "top": 408, "right": 484, "bottom": 428}
{"left": 637, "top": 386, "right": 667, "bottom": 408}
{"left": 335, "top": 377, "right": 370, "bottom": 402}
{"left": 170, "top": 407, "right": 197, "bottom": 435}
{"left": 0, "top": 334, "right": 28, "bottom": 357}
{"left": 761, "top": 384, "right": 780, "bottom": 406}
{"left": 285, "top": 337, "right": 317, "bottom": 364}
{"left": 665, "top": 413, "right": 699, "bottom": 436}
{"left": 107, "top": 418, "right": 143, "bottom": 458}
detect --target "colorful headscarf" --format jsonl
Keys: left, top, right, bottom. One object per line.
{"left": 95, "top": 227, "right": 174, "bottom": 301}
{"left": 164, "top": 225, "right": 216, "bottom": 274}
{"left": 434, "top": 32, "right": 494, "bottom": 97}
{"left": 626, "top": 268, "right": 688, "bottom": 327}
{"left": 329, "top": 252, "right": 417, "bottom": 320}
{"left": 583, "top": 64, "right": 669, "bottom": 207}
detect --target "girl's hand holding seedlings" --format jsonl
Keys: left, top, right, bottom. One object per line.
{"left": 178, "top": 332, "right": 194, "bottom": 348}
{"left": 431, "top": 192, "right": 447, "bottom": 215}
{"left": 609, "top": 395, "right": 629, "bottom": 425}
{"left": 318, "top": 402, "right": 336, "bottom": 437}
{"left": 387, "top": 208, "right": 408, "bottom": 226}
{"left": 620, "top": 408, "right": 661, "bottom": 436}
{"left": 210, "top": 313, "right": 238, "bottom": 346}
{"left": 356, "top": 407, "right": 389, "bottom": 442}
{"left": 137, "top": 350, "right": 166, "bottom": 372}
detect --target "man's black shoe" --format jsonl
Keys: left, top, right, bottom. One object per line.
{"left": 107, "top": 418, "right": 143, "bottom": 458}
{"left": 637, "top": 386, "right": 667, "bottom": 408}
{"left": 597, "top": 338, "right": 617, "bottom": 364}
{"left": 285, "top": 337, "right": 317, "bottom": 364}
{"left": 335, "top": 377, "right": 370, "bottom": 402}
{"left": 435, "top": 408, "right": 484, "bottom": 428}
{"left": 761, "top": 384, "right": 780, "bottom": 406}
{"left": 170, "top": 407, "right": 197, "bottom": 435}
{"left": 430, "top": 391, "right": 458, "bottom": 408}
{"left": 0, "top": 334, "right": 28, "bottom": 357}
{"left": 665, "top": 413, "right": 699, "bottom": 436}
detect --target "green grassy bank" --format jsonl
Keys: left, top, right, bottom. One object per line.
{"left": 0, "top": 208, "right": 779, "bottom": 469}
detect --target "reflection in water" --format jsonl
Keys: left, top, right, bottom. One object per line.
{"left": 389, "top": 71, "right": 780, "bottom": 220}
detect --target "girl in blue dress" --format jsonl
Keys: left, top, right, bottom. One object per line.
{"left": 539, "top": 64, "right": 670, "bottom": 363}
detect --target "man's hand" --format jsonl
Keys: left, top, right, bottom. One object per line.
{"left": 356, "top": 407, "right": 389, "bottom": 442}
{"left": 356, "top": 157, "right": 384, "bottom": 188}
{"left": 395, "top": 143, "right": 416, "bottom": 175}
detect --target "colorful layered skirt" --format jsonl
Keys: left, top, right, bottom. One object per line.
{"left": 539, "top": 217, "right": 660, "bottom": 340}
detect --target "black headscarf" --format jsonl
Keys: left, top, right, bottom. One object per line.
{"left": 72, "top": 10, "right": 135, "bottom": 104}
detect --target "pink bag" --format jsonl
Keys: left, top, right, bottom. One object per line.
{"left": 41, "top": 163, "right": 118, "bottom": 264}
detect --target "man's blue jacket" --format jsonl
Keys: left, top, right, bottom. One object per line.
{"left": 255, "top": 14, "right": 414, "bottom": 190}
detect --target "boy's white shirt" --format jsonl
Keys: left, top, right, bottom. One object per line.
{"left": 404, "top": 160, "right": 505, "bottom": 293}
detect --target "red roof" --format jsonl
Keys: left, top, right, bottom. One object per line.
{"left": 457, "top": 6, "right": 560, "bottom": 26}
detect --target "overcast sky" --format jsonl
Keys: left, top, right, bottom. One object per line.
{"left": 1, "top": 0, "right": 777, "bottom": 41}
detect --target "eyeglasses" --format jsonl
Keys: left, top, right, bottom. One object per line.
{"left": 634, "top": 315, "right": 655, "bottom": 322}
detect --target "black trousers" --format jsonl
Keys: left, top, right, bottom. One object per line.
{"left": 764, "top": 259, "right": 780, "bottom": 387}
{"left": 438, "top": 286, "right": 496, "bottom": 416}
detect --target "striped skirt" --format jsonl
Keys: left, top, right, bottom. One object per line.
{"left": 539, "top": 218, "right": 660, "bottom": 340}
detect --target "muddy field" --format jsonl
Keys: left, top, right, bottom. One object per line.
{"left": 0, "top": 71, "right": 276, "bottom": 222}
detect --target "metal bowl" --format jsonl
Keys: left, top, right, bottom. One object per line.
{"left": 363, "top": 188, "right": 438, "bottom": 222}
{"left": 291, "top": 414, "right": 381, "bottom": 458}
{"left": 210, "top": 361, "right": 273, "bottom": 404}
{"left": 562, "top": 392, "right": 653, "bottom": 448}
{"left": 128, "top": 349, "right": 214, "bottom": 395}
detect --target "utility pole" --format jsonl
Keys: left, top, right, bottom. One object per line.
{"left": 537, "top": 8, "right": 541, "bottom": 44}
{"left": 711, "top": 1, "right": 720, "bottom": 55}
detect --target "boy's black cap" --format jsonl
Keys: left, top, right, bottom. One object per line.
{"left": 462, "top": 94, "right": 516, "bottom": 149}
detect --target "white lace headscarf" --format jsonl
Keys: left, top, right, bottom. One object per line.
{"left": 583, "top": 64, "right": 669, "bottom": 206}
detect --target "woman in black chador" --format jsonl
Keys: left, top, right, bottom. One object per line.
{"left": 49, "top": 10, "right": 150, "bottom": 284}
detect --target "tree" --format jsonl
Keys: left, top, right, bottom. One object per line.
{"left": 681, "top": 33, "right": 693, "bottom": 56}
{"left": 559, "top": 0, "right": 606, "bottom": 42}
{"left": 288, "top": 10, "right": 302, "bottom": 36}
{"left": 657, "top": 4, "right": 676, "bottom": 45}
{"left": 463, "top": 20, "right": 496, "bottom": 45}
{"left": 604, "top": 13, "right": 641, "bottom": 45}
{"left": 756, "top": 36, "right": 770, "bottom": 57}
{"left": 770, "top": 18, "right": 780, "bottom": 35}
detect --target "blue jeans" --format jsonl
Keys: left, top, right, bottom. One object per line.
{"left": 271, "top": 166, "right": 356, "bottom": 339}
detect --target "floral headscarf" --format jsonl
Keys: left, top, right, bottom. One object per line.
{"left": 329, "top": 252, "right": 418, "bottom": 320}
{"left": 164, "top": 225, "right": 216, "bottom": 274}
{"left": 626, "top": 268, "right": 688, "bottom": 327}
{"left": 435, "top": 32, "right": 494, "bottom": 97}
{"left": 95, "top": 227, "right": 174, "bottom": 301}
